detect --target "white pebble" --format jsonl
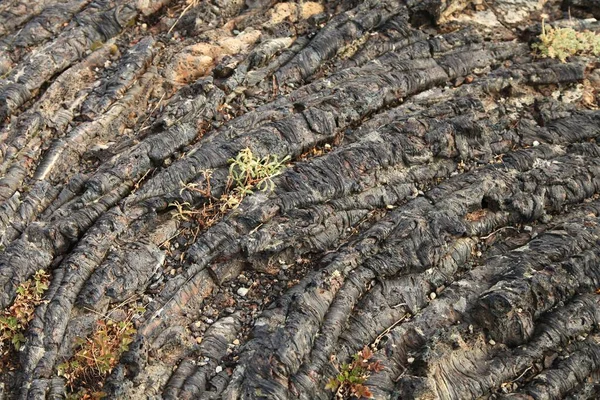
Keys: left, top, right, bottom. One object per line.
{"left": 237, "top": 287, "right": 249, "bottom": 297}
{"left": 532, "top": 141, "right": 540, "bottom": 147}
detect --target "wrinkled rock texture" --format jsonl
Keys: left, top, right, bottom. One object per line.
{"left": 1, "top": 0, "right": 600, "bottom": 398}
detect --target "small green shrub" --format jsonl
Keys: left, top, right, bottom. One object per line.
{"left": 0, "top": 270, "right": 50, "bottom": 352}
{"left": 171, "top": 148, "right": 289, "bottom": 224}
{"left": 326, "top": 346, "right": 384, "bottom": 398}
{"left": 532, "top": 19, "right": 600, "bottom": 62}
{"left": 57, "top": 308, "right": 142, "bottom": 398}
{"left": 227, "top": 148, "right": 290, "bottom": 194}
{"left": 221, "top": 148, "right": 289, "bottom": 210}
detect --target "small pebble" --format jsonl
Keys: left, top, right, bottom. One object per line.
{"left": 532, "top": 140, "right": 540, "bottom": 147}
{"left": 196, "top": 337, "right": 203, "bottom": 344}
{"left": 237, "top": 287, "right": 249, "bottom": 297}
{"left": 429, "top": 292, "right": 436, "bottom": 300}
{"left": 215, "top": 366, "right": 223, "bottom": 373}
{"left": 524, "top": 225, "right": 532, "bottom": 232}
{"left": 407, "top": 357, "right": 415, "bottom": 364}
{"left": 233, "top": 339, "right": 240, "bottom": 345}
{"left": 109, "top": 309, "right": 127, "bottom": 322}
{"left": 489, "top": 339, "right": 496, "bottom": 346}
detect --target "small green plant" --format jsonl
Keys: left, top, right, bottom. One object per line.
{"left": 227, "top": 148, "right": 290, "bottom": 194}
{"left": 169, "top": 200, "right": 199, "bottom": 221}
{"left": 57, "top": 308, "right": 141, "bottom": 397}
{"left": 170, "top": 149, "right": 289, "bottom": 225}
{"left": 326, "top": 346, "right": 384, "bottom": 399}
{"left": 223, "top": 148, "right": 289, "bottom": 211}
{"left": 0, "top": 270, "right": 50, "bottom": 352}
{"left": 532, "top": 19, "right": 600, "bottom": 62}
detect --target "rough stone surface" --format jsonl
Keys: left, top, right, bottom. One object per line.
{"left": 1, "top": 0, "right": 600, "bottom": 399}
